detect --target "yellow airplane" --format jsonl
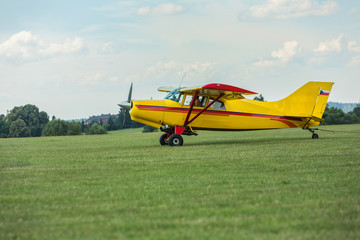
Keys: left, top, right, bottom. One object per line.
{"left": 119, "top": 81, "right": 334, "bottom": 146}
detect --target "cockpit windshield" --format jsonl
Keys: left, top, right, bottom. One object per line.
{"left": 164, "top": 88, "right": 184, "bottom": 103}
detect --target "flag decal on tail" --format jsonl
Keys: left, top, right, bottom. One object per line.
{"left": 320, "top": 90, "right": 330, "bottom": 96}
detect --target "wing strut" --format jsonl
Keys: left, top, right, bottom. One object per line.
{"left": 184, "top": 91, "right": 224, "bottom": 127}
{"left": 184, "top": 93, "right": 224, "bottom": 126}
{"left": 173, "top": 92, "right": 224, "bottom": 136}
{"left": 174, "top": 92, "right": 224, "bottom": 136}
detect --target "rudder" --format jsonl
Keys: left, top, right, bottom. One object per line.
{"left": 311, "top": 82, "right": 334, "bottom": 119}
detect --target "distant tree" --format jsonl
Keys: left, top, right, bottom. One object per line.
{"left": 353, "top": 105, "right": 360, "bottom": 118}
{"left": 142, "top": 125, "right": 158, "bottom": 133}
{"left": 131, "top": 120, "right": 144, "bottom": 128}
{"left": 107, "top": 115, "right": 116, "bottom": 130}
{"left": 5, "top": 104, "right": 49, "bottom": 137}
{"left": 8, "top": 119, "right": 30, "bottom": 138}
{"left": 103, "top": 123, "right": 110, "bottom": 131}
{"left": 344, "top": 112, "right": 359, "bottom": 124}
{"left": 52, "top": 115, "right": 56, "bottom": 121}
{"left": 42, "top": 119, "right": 68, "bottom": 136}
{"left": 323, "top": 107, "right": 345, "bottom": 125}
{"left": 322, "top": 107, "right": 360, "bottom": 125}
{"left": 39, "top": 111, "right": 49, "bottom": 125}
{"left": 253, "top": 94, "right": 265, "bottom": 101}
{"left": 67, "top": 121, "right": 82, "bottom": 135}
{"left": 88, "top": 123, "right": 107, "bottom": 135}
{"left": 0, "top": 115, "right": 10, "bottom": 138}
{"left": 6, "top": 104, "right": 47, "bottom": 127}
{"left": 81, "top": 120, "right": 86, "bottom": 132}
{"left": 114, "top": 115, "right": 122, "bottom": 130}
{"left": 29, "top": 125, "right": 44, "bottom": 137}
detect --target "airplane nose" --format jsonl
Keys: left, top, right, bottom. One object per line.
{"left": 118, "top": 101, "right": 131, "bottom": 111}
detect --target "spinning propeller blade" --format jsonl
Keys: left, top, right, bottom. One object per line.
{"left": 127, "top": 83, "right": 133, "bottom": 103}
{"left": 118, "top": 83, "right": 133, "bottom": 128}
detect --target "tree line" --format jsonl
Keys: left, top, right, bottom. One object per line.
{"left": 322, "top": 106, "right": 360, "bottom": 125}
{"left": 0, "top": 104, "right": 146, "bottom": 138}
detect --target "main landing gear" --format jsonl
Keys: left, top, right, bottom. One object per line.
{"left": 160, "top": 133, "right": 184, "bottom": 146}
{"left": 159, "top": 126, "right": 197, "bottom": 146}
{"left": 305, "top": 127, "right": 319, "bottom": 139}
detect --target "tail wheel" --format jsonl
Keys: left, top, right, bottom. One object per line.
{"left": 168, "top": 134, "right": 183, "bottom": 146}
{"left": 160, "top": 133, "right": 169, "bottom": 145}
{"left": 312, "top": 133, "right": 319, "bottom": 139}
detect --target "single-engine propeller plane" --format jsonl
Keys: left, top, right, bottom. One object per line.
{"left": 119, "top": 81, "right": 333, "bottom": 146}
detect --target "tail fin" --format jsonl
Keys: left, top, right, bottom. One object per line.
{"left": 274, "top": 81, "right": 334, "bottom": 119}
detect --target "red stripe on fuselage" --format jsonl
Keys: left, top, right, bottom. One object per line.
{"left": 270, "top": 119, "right": 298, "bottom": 128}
{"left": 135, "top": 105, "right": 302, "bottom": 122}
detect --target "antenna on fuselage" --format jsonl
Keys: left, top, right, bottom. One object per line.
{"left": 178, "top": 72, "right": 186, "bottom": 88}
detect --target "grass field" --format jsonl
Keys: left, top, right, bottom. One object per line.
{"left": 1, "top": 124, "right": 360, "bottom": 240}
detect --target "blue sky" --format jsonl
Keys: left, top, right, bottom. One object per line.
{"left": 1, "top": 0, "right": 359, "bottom": 119}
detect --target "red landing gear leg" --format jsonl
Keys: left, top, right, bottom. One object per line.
{"left": 160, "top": 127, "right": 185, "bottom": 146}
{"left": 167, "top": 126, "right": 185, "bottom": 146}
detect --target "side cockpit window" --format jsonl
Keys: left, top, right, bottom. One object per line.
{"left": 184, "top": 95, "right": 208, "bottom": 107}
{"left": 209, "top": 98, "right": 225, "bottom": 110}
{"left": 164, "top": 88, "right": 184, "bottom": 103}
{"left": 182, "top": 95, "right": 225, "bottom": 109}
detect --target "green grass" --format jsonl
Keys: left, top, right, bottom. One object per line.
{"left": 1, "top": 125, "right": 360, "bottom": 240}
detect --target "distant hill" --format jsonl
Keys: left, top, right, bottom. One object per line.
{"left": 327, "top": 102, "right": 359, "bottom": 113}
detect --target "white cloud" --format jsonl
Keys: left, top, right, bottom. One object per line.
{"left": 348, "top": 41, "right": 360, "bottom": 53}
{"left": 79, "top": 73, "right": 104, "bottom": 86}
{"left": 310, "top": 35, "right": 360, "bottom": 67}
{"left": 100, "top": 42, "right": 115, "bottom": 54}
{"left": 313, "top": 34, "right": 344, "bottom": 53}
{"left": 0, "top": 91, "right": 10, "bottom": 98}
{"left": 137, "top": 3, "right": 184, "bottom": 16}
{"left": 349, "top": 55, "right": 360, "bottom": 67}
{"left": 0, "top": 31, "right": 85, "bottom": 64}
{"left": 255, "top": 40, "right": 300, "bottom": 67}
{"left": 145, "top": 61, "right": 178, "bottom": 76}
{"left": 145, "top": 61, "right": 215, "bottom": 78}
{"left": 350, "top": 7, "right": 358, "bottom": 16}
{"left": 245, "top": 0, "right": 337, "bottom": 19}
{"left": 78, "top": 73, "right": 122, "bottom": 87}
{"left": 348, "top": 41, "right": 360, "bottom": 67}
{"left": 0, "top": 31, "right": 43, "bottom": 62}
{"left": 137, "top": 6, "right": 151, "bottom": 16}
{"left": 39, "top": 37, "right": 84, "bottom": 56}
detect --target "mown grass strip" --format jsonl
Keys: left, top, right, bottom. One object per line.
{"left": 1, "top": 124, "right": 359, "bottom": 239}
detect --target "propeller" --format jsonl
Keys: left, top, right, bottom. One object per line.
{"left": 118, "top": 83, "right": 133, "bottom": 128}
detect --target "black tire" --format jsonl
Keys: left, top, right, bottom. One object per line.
{"left": 160, "top": 133, "right": 169, "bottom": 145}
{"left": 168, "top": 134, "right": 183, "bottom": 146}
{"left": 312, "top": 133, "right": 319, "bottom": 139}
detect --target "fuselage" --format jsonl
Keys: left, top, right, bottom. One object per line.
{"left": 130, "top": 95, "right": 319, "bottom": 131}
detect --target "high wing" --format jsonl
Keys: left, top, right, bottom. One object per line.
{"left": 157, "top": 86, "right": 176, "bottom": 92}
{"left": 179, "top": 83, "right": 257, "bottom": 98}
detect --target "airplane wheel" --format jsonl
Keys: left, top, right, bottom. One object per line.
{"left": 160, "top": 133, "right": 169, "bottom": 145}
{"left": 168, "top": 134, "right": 183, "bottom": 146}
{"left": 312, "top": 133, "right": 319, "bottom": 139}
